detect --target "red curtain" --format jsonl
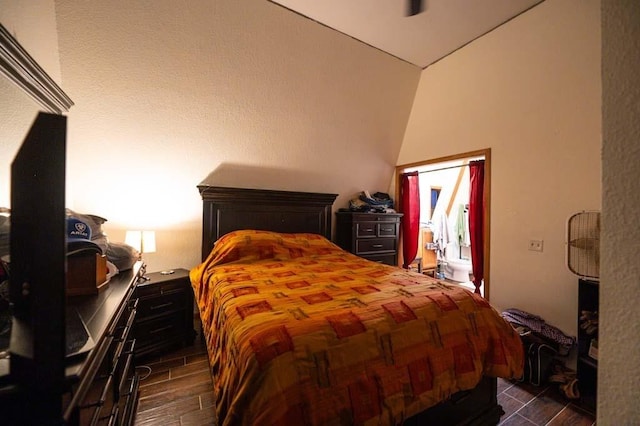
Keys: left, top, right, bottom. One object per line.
{"left": 468, "top": 160, "right": 485, "bottom": 295}
{"left": 401, "top": 172, "right": 420, "bottom": 268}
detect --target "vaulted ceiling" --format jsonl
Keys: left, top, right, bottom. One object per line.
{"left": 269, "top": 0, "right": 544, "bottom": 68}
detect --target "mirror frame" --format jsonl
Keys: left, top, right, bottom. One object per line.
{"left": 0, "top": 23, "right": 73, "bottom": 114}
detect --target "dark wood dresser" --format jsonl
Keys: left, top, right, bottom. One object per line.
{"left": 0, "top": 261, "right": 144, "bottom": 425}
{"left": 335, "top": 211, "right": 403, "bottom": 266}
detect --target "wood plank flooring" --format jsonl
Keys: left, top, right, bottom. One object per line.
{"left": 497, "top": 378, "right": 596, "bottom": 425}
{"left": 134, "top": 320, "right": 596, "bottom": 426}
{"left": 134, "top": 320, "right": 216, "bottom": 426}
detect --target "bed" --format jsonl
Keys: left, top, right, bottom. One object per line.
{"left": 191, "top": 185, "right": 524, "bottom": 426}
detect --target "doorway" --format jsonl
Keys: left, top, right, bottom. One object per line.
{"left": 396, "top": 148, "right": 491, "bottom": 299}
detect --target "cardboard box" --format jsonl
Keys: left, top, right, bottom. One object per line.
{"left": 67, "top": 253, "right": 108, "bottom": 296}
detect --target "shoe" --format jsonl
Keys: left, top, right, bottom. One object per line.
{"left": 560, "top": 378, "right": 580, "bottom": 399}
{"left": 549, "top": 363, "right": 576, "bottom": 384}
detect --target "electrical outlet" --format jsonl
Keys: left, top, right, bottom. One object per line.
{"left": 528, "top": 239, "right": 544, "bottom": 252}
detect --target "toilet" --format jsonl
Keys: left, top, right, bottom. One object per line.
{"left": 443, "top": 258, "right": 473, "bottom": 282}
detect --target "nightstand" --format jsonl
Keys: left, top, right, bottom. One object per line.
{"left": 133, "top": 268, "right": 195, "bottom": 359}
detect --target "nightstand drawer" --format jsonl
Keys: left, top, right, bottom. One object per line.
{"left": 137, "top": 291, "right": 186, "bottom": 319}
{"left": 134, "top": 312, "right": 190, "bottom": 355}
{"left": 357, "top": 238, "right": 396, "bottom": 253}
{"left": 135, "top": 311, "right": 186, "bottom": 346}
{"left": 136, "top": 278, "right": 186, "bottom": 298}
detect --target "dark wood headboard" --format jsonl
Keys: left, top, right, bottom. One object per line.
{"left": 198, "top": 186, "right": 338, "bottom": 260}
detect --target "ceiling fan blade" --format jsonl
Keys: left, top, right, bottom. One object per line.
{"left": 408, "top": 0, "right": 423, "bottom": 16}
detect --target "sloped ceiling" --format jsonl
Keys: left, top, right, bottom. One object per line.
{"left": 269, "top": 0, "right": 544, "bottom": 68}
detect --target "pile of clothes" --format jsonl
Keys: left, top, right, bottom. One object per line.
{"left": 348, "top": 191, "right": 396, "bottom": 213}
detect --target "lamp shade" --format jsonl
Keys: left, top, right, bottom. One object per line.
{"left": 125, "top": 230, "right": 156, "bottom": 254}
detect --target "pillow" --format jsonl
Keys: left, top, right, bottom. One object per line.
{"left": 204, "top": 229, "right": 341, "bottom": 267}
{"left": 106, "top": 242, "right": 140, "bottom": 272}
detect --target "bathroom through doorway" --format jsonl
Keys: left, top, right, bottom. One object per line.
{"left": 396, "top": 148, "right": 491, "bottom": 299}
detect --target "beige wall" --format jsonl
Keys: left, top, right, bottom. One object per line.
{"left": 600, "top": 0, "right": 640, "bottom": 422}
{"left": 397, "top": 0, "right": 601, "bottom": 338}
{"left": 51, "top": 0, "right": 420, "bottom": 271}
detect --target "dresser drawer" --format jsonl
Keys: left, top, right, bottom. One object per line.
{"left": 356, "top": 222, "right": 377, "bottom": 237}
{"left": 357, "top": 238, "right": 396, "bottom": 254}
{"left": 356, "top": 222, "right": 399, "bottom": 238}
{"left": 377, "top": 223, "right": 398, "bottom": 237}
{"left": 75, "top": 302, "right": 138, "bottom": 425}
{"left": 361, "top": 253, "right": 397, "bottom": 265}
{"left": 351, "top": 213, "right": 399, "bottom": 222}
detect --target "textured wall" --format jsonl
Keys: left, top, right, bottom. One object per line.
{"left": 600, "top": 0, "right": 640, "bottom": 422}
{"left": 51, "top": 0, "right": 420, "bottom": 271}
{"left": 397, "top": 0, "right": 601, "bottom": 337}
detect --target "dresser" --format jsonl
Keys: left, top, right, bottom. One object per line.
{"left": 335, "top": 211, "right": 403, "bottom": 266}
{"left": 0, "top": 262, "right": 144, "bottom": 425}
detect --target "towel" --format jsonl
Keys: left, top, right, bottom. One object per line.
{"left": 456, "top": 204, "right": 470, "bottom": 247}
{"left": 432, "top": 211, "right": 453, "bottom": 257}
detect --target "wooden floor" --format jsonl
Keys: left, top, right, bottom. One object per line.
{"left": 497, "top": 378, "right": 595, "bottom": 426}
{"left": 134, "top": 324, "right": 596, "bottom": 426}
{"left": 134, "top": 320, "right": 216, "bottom": 426}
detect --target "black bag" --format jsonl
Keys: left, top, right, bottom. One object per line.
{"left": 517, "top": 341, "right": 557, "bottom": 386}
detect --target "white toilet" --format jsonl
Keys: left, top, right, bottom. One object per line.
{"left": 444, "top": 258, "right": 473, "bottom": 282}
{"left": 443, "top": 243, "right": 473, "bottom": 282}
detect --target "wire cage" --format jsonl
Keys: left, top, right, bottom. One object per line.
{"left": 566, "top": 211, "right": 600, "bottom": 280}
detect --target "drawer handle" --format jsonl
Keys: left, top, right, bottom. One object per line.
{"left": 129, "top": 298, "right": 139, "bottom": 310}
{"left": 150, "top": 302, "right": 174, "bottom": 311}
{"left": 371, "top": 244, "right": 383, "bottom": 248}
{"left": 118, "top": 345, "right": 136, "bottom": 395}
{"left": 380, "top": 227, "right": 393, "bottom": 232}
{"left": 150, "top": 325, "right": 174, "bottom": 335}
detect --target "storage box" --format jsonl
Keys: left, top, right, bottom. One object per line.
{"left": 67, "top": 253, "right": 108, "bottom": 296}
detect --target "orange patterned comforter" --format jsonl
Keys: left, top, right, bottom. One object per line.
{"left": 190, "top": 230, "right": 523, "bottom": 426}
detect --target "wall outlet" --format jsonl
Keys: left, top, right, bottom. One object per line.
{"left": 528, "top": 239, "right": 544, "bottom": 252}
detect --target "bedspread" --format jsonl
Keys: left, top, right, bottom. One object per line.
{"left": 190, "top": 230, "right": 524, "bottom": 426}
